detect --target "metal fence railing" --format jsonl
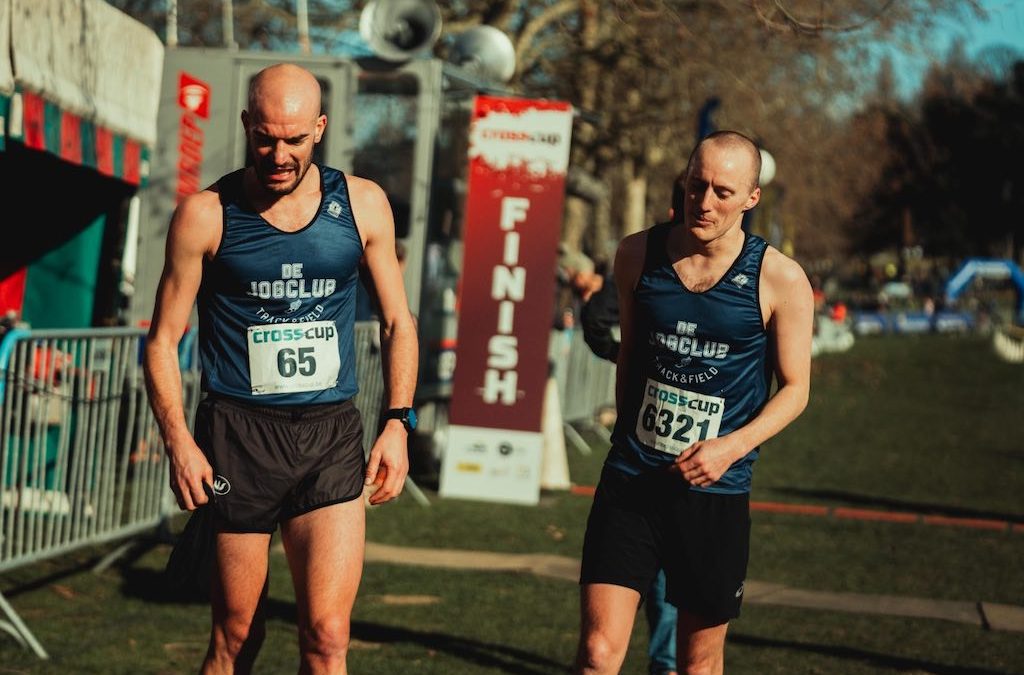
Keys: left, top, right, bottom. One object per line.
{"left": 550, "top": 329, "right": 617, "bottom": 453}
{"left": 352, "top": 321, "right": 385, "bottom": 453}
{"left": 0, "top": 322, "right": 391, "bottom": 659}
{"left": 0, "top": 326, "right": 197, "bottom": 658}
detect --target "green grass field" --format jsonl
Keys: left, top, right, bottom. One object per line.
{"left": 1, "top": 333, "right": 1022, "bottom": 674}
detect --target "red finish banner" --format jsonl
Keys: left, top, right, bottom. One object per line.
{"left": 448, "top": 95, "right": 574, "bottom": 433}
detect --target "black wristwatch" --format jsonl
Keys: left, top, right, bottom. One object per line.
{"left": 382, "top": 407, "right": 417, "bottom": 432}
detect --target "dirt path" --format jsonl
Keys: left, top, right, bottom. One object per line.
{"left": 363, "top": 541, "right": 1024, "bottom": 633}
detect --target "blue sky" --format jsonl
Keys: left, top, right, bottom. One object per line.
{"left": 956, "top": 0, "right": 1024, "bottom": 50}
{"left": 892, "top": 0, "right": 1024, "bottom": 95}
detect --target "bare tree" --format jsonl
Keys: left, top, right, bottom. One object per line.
{"left": 112, "top": 0, "right": 984, "bottom": 264}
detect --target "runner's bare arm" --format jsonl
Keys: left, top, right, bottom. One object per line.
{"left": 741, "top": 247, "right": 814, "bottom": 447}
{"left": 348, "top": 176, "right": 418, "bottom": 504}
{"left": 676, "top": 247, "right": 813, "bottom": 485}
{"left": 143, "top": 189, "right": 222, "bottom": 510}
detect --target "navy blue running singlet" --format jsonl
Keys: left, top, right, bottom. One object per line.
{"left": 196, "top": 165, "right": 363, "bottom": 405}
{"left": 607, "top": 222, "right": 771, "bottom": 494}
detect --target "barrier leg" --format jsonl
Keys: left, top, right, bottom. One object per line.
{"left": 91, "top": 541, "right": 141, "bottom": 574}
{"left": 0, "top": 592, "right": 48, "bottom": 659}
{"left": 581, "top": 419, "right": 611, "bottom": 445}
{"left": 563, "top": 421, "right": 592, "bottom": 456}
{"left": 403, "top": 475, "right": 431, "bottom": 506}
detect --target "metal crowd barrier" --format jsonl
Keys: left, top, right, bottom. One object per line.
{"left": 0, "top": 326, "right": 195, "bottom": 657}
{"left": 551, "top": 329, "right": 617, "bottom": 454}
{"left": 353, "top": 321, "right": 385, "bottom": 452}
{"left": 0, "top": 321, "right": 391, "bottom": 658}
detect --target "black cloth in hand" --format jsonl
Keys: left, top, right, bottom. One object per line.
{"left": 580, "top": 273, "right": 620, "bottom": 363}
{"left": 164, "top": 483, "right": 217, "bottom": 601}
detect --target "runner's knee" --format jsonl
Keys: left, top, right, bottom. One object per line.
{"left": 676, "top": 620, "right": 726, "bottom": 675}
{"left": 678, "top": 654, "right": 721, "bottom": 675}
{"left": 576, "top": 629, "right": 626, "bottom": 673}
{"left": 213, "top": 615, "right": 265, "bottom": 658}
{"left": 301, "top": 614, "right": 350, "bottom": 657}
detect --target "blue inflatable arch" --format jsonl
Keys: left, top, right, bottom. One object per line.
{"left": 944, "top": 258, "right": 1024, "bottom": 323}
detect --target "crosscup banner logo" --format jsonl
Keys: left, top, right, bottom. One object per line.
{"left": 479, "top": 129, "right": 563, "bottom": 145}
{"left": 467, "top": 100, "right": 573, "bottom": 176}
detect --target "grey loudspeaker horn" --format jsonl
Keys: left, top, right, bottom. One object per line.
{"left": 359, "top": 0, "right": 442, "bottom": 62}
{"left": 449, "top": 25, "right": 517, "bottom": 83}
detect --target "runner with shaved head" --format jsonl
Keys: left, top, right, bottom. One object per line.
{"left": 573, "top": 130, "right": 813, "bottom": 674}
{"left": 145, "top": 62, "right": 418, "bottom": 674}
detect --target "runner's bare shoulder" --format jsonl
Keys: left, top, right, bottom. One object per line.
{"left": 761, "top": 246, "right": 813, "bottom": 315}
{"left": 168, "top": 186, "right": 223, "bottom": 258}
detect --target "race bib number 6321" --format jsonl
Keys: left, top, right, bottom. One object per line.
{"left": 634, "top": 378, "right": 725, "bottom": 456}
{"left": 247, "top": 321, "right": 340, "bottom": 395}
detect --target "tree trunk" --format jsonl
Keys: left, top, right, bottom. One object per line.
{"left": 592, "top": 187, "right": 615, "bottom": 265}
{"left": 562, "top": 196, "right": 589, "bottom": 253}
{"left": 561, "top": 0, "right": 601, "bottom": 248}
{"left": 622, "top": 158, "right": 648, "bottom": 237}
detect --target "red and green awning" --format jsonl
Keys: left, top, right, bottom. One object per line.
{"left": 6, "top": 87, "right": 149, "bottom": 186}
{"left": 0, "top": 0, "right": 165, "bottom": 322}
{"left": 0, "top": 0, "right": 164, "bottom": 186}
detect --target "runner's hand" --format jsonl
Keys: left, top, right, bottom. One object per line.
{"left": 168, "top": 441, "right": 214, "bottom": 511}
{"left": 365, "top": 422, "right": 409, "bottom": 505}
{"left": 672, "top": 435, "right": 744, "bottom": 488}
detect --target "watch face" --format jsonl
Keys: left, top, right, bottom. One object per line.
{"left": 406, "top": 408, "right": 417, "bottom": 430}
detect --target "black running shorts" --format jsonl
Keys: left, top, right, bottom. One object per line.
{"left": 193, "top": 394, "right": 365, "bottom": 533}
{"left": 579, "top": 464, "right": 751, "bottom": 622}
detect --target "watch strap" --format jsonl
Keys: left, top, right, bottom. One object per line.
{"left": 382, "top": 407, "right": 414, "bottom": 431}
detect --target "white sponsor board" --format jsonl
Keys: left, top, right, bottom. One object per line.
{"left": 439, "top": 425, "right": 543, "bottom": 506}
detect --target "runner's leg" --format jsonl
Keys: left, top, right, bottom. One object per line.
{"left": 675, "top": 611, "right": 728, "bottom": 675}
{"left": 280, "top": 498, "right": 366, "bottom": 674}
{"left": 574, "top": 582, "right": 642, "bottom": 674}
{"left": 203, "top": 532, "right": 272, "bottom": 675}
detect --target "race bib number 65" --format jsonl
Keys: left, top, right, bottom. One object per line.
{"left": 635, "top": 378, "right": 725, "bottom": 456}
{"left": 247, "top": 321, "right": 340, "bottom": 395}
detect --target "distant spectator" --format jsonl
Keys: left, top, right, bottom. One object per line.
{"left": 830, "top": 301, "right": 847, "bottom": 324}
{"left": 554, "top": 246, "right": 596, "bottom": 331}
{"left": 923, "top": 296, "right": 936, "bottom": 317}
{"left": 580, "top": 268, "right": 620, "bottom": 361}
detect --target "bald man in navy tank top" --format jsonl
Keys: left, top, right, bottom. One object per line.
{"left": 144, "top": 63, "right": 418, "bottom": 674}
{"left": 573, "top": 131, "right": 814, "bottom": 675}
